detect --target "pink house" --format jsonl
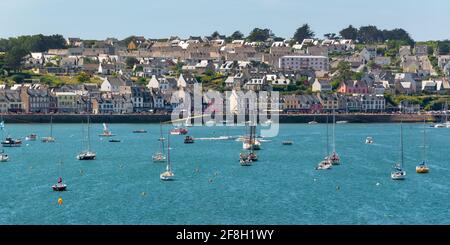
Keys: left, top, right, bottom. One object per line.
{"left": 338, "top": 80, "right": 369, "bottom": 94}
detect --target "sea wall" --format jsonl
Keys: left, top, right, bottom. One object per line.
{"left": 0, "top": 114, "right": 438, "bottom": 124}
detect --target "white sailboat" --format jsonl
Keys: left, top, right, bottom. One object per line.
{"left": 153, "top": 123, "right": 167, "bottom": 163}
{"left": 0, "top": 119, "right": 8, "bottom": 162}
{"left": 77, "top": 115, "right": 96, "bottom": 160}
{"left": 52, "top": 161, "right": 67, "bottom": 192}
{"left": 329, "top": 110, "right": 340, "bottom": 165}
{"left": 42, "top": 116, "right": 55, "bottom": 143}
{"left": 160, "top": 134, "right": 174, "bottom": 181}
{"left": 391, "top": 123, "right": 406, "bottom": 180}
{"left": 99, "top": 123, "right": 115, "bottom": 137}
{"left": 316, "top": 116, "right": 332, "bottom": 170}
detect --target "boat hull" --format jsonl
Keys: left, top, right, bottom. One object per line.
{"left": 52, "top": 184, "right": 67, "bottom": 192}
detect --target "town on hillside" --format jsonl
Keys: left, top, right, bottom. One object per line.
{"left": 1, "top": 25, "right": 450, "bottom": 115}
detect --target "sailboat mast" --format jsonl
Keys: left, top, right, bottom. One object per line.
{"left": 332, "top": 109, "right": 336, "bottom": 153}
{"left": 400, "top": 122, "right": 404, "bottom": 168}
{"left": 87, "top": 114, "right": 91, "bottom": 151}
{"left": 167, "top": 133, "right": 171, "bottom": 171}
{"left": 160, "top": 123, "right": 165, "bottom": 154}
{"left": 326, "top": 114, "right": 329, "bottom": 156}
{"left": 423, "top": 120, "right": 426, "bottom": 162}
{"left": 50, "top": 115, "right": 53, "bottom": 137}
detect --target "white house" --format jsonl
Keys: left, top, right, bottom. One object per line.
{"left": 312, "top": 79, "right": 332, "bottom": 92}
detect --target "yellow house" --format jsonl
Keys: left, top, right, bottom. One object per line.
{"left": 55, "top": 92, "right": 77, "bottom": 113}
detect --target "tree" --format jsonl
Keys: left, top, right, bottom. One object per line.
{"left": 211, "top": 31, "right": 221, "bottom": 39}
{"left": 125, "top": 57, "right": 139, "bottom": 68}
{"left": 382, "top": 28, "right": 413, "bottom": 45}
{"left": 4, "top": 47, "right": 27, "bottom": 72}
{"left": 229, "top": 31, "right": 244, "bottom": 40}
{"left": 77, "top": 72, "right": 90, "bottom": 83}
{"left": 339, "top": 25, "right": 358, "bottom": 40}
{"left": 247, "top": 28, "right": 272, "bottom": 42}
{"left": 293, "top": 24, "right": 315, "bottom": 43}
{"left": 357, "top": 25, "right": 383, "bottom": 43}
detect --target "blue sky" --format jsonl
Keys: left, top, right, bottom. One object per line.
{"left": 0, "top": 0, "right": 449, "bottom": 41}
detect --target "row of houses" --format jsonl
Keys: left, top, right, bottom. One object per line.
{"left": 281, "top": 94, "right": 386, "bottom": 113}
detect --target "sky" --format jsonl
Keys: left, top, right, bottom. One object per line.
{"left": 0, "top": 0, "right": 449, "bottom": 41}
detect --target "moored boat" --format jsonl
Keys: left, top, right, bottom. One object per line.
{"left": 25, "top": 134, "right": 37, "bottom": 141}
{"left": 282, "top": 140, "right": 293, "bottom": 145}
{"left": 391, "top": 123, "right": 406, "bottom": 180}
{"left": 365, "top": 137, "right": 374, "bottom": 144}
{"left": 170, "top": 127, "right": 188, "bottom": 135}
{"left": 0, "top": 150, "right": 9, "bottom": 162}
{"left": 160, "top": 134, "right": 174, "bottom": 181}
{"left": 416, "top": 122, "right": 430, "bottom": 174}
{"left": 52, "top": 177, "right": 67, "bottom": 192}
{"left": 77, "top": 114, "right": 96, "bottom": 161}
{"left": 153, "top": 123, "right": 167, "bottom": 163}
{"left": 133, "top": 129, "right": 147, "bottom": 133}
{"left": 1, "top": 137, "right": 22, "bottom": 147}
{"left": 42, "top": 116, "right": 55, "bottom": 143}
{"left": 184, "top": 136, "right": 194, "bottom": 144}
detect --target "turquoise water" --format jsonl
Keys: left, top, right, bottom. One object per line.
{"left": 0, "top": 123, "right": 449, "bottom": 224}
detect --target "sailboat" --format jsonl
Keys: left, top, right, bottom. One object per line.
{"left": 52, "top": 161, "right": 67, "bottom": 191}
{"left": 160, "top": 134, "right": 174, "bottom": 181}
{"left": 153, "top": 123, "right": 167, "bottom": 163}
{"left": 0, "top": 150, "right": 8, "bottom": 162}
{"left": 316, "top": 115, "right": 332, "bottom": 170}
{"left": 433, "top": 102, "right": 450, "bottom": 128}
{"left": 0, "top": 120, "right": 9, "bottom": 162}
{"left": 99, "top": 123, "right": 115, "bottom": 137}
{"left": 240, "top": 115, "right": 258, "bottom": 165}
{"left": 308, "top": 116, "right": 318, "bottom": 124}
{"left": 77, "top": 115, "right": 96, "bottom": 160}
{"left": 42, "top": 116, "right": 56, "bottom": 143}
{"left": 391, "top": 123, "right": 406, "bottom": 180}
{"left": 416, "top": 121, "right": 430, "bottom": 174}
{"left": 329, "top": 110, "right": 340, "bottom": 165}
{"left": 243, "top": 125, "right": 261, "bottom": 150}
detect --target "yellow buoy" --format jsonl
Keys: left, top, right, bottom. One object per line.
{"left": 58, "top": 197, "right": 63, "bottom": 205}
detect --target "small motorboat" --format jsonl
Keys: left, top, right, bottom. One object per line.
{"left": 416, "top": 161, "right": 429, "bottom": 174}
{"left": 1, "top": 137, "right": 22, "bottom": 147}
{"left": 77, "top": 151, "right": 96, "bottom": 160}
{"left": 0, "top": 150, "right": 8, "bottom": 162}
{"left": 52, "top": 177, "right": 67, "bottom": 192}
{"left": 25, "top": 134, "right": 37, "bottom": 141}
{"left": 170, "top": 128, "right": 188, "bottom": 135}
{"left": 152, "top": 152, "right": 166, "bottom": 163}
{"left": 282, "top": 141, "right": 293, "bottom": 145}
{"left": 184, "top": 136, "right": 194, "bottom": 144}
{"left": 109, "top": 139, "right": 121, "bottom": 143}
{"left": 308, "top": 121, "right": 318, "bottom": 125}
{"left": 133, "top": 130, "right": 147, "bottom": 133}
{"left": 366, "top": 137, "right": 374, "bottom": 144}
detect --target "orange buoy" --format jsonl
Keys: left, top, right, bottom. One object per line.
{"left": 58, "top": 197, "right": 63, "bottom": 205}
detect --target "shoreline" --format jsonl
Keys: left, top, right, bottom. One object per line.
{"left": 0, "top": 114, "right": 439, "bottom": 124}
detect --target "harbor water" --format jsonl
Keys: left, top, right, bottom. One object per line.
{"left": 0, "top": 123, "right": 449, "bottom": 224}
